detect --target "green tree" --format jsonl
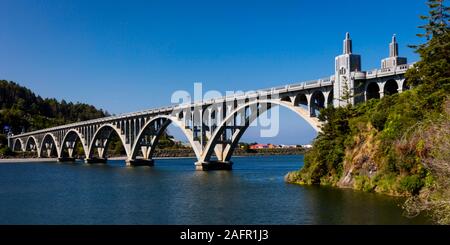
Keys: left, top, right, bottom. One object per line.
{"left": 417, "top": 0, "right": 449, "bottom": 43}
{"left": 0, "top": 80, "right": 109, "bottom": 134}
{"left": 406, "top": 0, "right": 450, "bottom": 90}
{"left": 340, "top": 76, "right": 352, "bottom": 104}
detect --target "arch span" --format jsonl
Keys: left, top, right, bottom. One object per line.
{"left": 294, "top": 93, "right": 308, "bottom": 109}
{"left": 402, "top": 79, "right": 409, "bottom": 91}
{"left": 384, "top": 79, "right": 399, "bottom": 96}
{"left": 200, "top": 99, "right": 321, "bottom": 163}
{"left": 40, "top": 133, "right": 59, "bottom": 158}
{"left": 87, "top": 124, "right": 128, "bottom": 160}
{"left": 366, "top": 82, "right": 380, "bottom": 100}
{"left": 12, "top": 138, "right": 25, "bottom": 151}
{"left": 25, "top": 136, "right": 38, "bottom": 152}
{"left": 310, "top": 90, "right": 325, "bottom": 117}
{"left": 13, "top": 138, "right": 24, "bottom": 152}
{"left": 327, "top": 89, "right": 334, "bottom": 106}
{"left": 61, "top": 129, "right": 88, "bottom": 158}
{"left": 130, "top": 115, "right": 201, "bottom": 161}
{"left": 281, "top": 95, "right": 292, "bottom": 103}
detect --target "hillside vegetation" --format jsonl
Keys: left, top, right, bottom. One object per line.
{"left": 0, "top": 80, "right": 109, "bottom": 134}
{"left": 0, "top": 80, "right": 109, "bottom": 155}
{"left": 0, "top": 80, "right": 181, "bottom": 157}
{"left": 286, "top": 0, "right": 450, "bottom": 224}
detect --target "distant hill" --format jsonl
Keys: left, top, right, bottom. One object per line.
{"left": 0, "top": 80, "right": 109, "bottom": 135}
{"left": 0, "top": 79, "right": 181, "bottom": 156}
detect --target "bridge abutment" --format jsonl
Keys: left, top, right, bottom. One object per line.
{"left": 195, "top": 161, "right": 233, "bottom": 171}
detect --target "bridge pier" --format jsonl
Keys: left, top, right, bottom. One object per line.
{"left": 85, "top": 158, "right": 107, "bottom": 164}
{"left": 126, "top": 159, "right": 154, "bottom": 167}
{"left": 57, "top": 157, "right": 76, "bottom": 163}
{"left": 195, "top": 161, "right": 233, "bottom": 171}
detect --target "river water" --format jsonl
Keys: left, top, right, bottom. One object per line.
{"left": 0, "top": 155, "right": 430, "bottom": 224}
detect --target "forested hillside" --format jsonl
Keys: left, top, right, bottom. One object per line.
{"left": 0, "top": 80, "right": 109, "bottom": 155}
{"left": 0, "top": 80, "right": 180, "bottom": 157}
{"left": 0, "top": 80, "right": 109, "bottom": 135}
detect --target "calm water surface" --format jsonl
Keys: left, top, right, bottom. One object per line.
{"left": 0, "top": 155, "right": 430, "bottom": 224}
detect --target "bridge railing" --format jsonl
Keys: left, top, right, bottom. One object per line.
{"left": 366, "top": 63, "right": 414, "bottom": 79}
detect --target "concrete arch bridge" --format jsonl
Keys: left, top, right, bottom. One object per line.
{"left": 8, "top": 33, "right": 412, "bottom": 170}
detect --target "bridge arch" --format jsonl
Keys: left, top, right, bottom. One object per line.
{"left": 366, "top": 82, "right": 380, "bottom": 100}
{"left": 12, "top": 138, "right": 24, "bottom": 152}
{"left": 87, "top": 124, "right": 128, "bottom": 160}
{"left": 327, "top": 89, "right": 334, "bottom": 106}
{"left": 294, "top": 93, "right": 309, "bottom": 111}
{"left": 384, "top": 79, "right": 399, "bottom": 96}
{"left": 130, "top": 115, "right": 201, "bottom": 161}
{"left": 280, "top": 95, "right": 292, "bottom": 103}
{"left": 25, "top": 136, "right": 38, "bottom": 152}
{"left": 401, "top": 79, "right": 409, "bottom": 91}
{"left": 40, "top": 133, "right": 59, "bottom": 158}
{"left": 61, "top": 129, "right": 88, "bottom": 158}
{"left": 200, "top": 99, "right": 320, "bottom": 163}
{"left": 310, "top": 90, "right": 325, "bottom": 117}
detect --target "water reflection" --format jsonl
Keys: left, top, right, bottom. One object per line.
{"left": 0, "top": 156, "right": 430, "bottom": 224}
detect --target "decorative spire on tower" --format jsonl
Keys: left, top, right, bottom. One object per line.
{"left": 389, "top": 34, "right": 399, "bottom": 57}
{"left": 381, "top": 34, "right": 407, "bottom": 69}
{"left": 334, "top": 32, "right": 361, "bottom": 107}
{"left": 343, "top": 32, "right": 352, "bottom": 54}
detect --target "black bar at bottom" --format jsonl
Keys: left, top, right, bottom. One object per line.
{"left": 0, "top": 225, "right": 446, "bottom": 244}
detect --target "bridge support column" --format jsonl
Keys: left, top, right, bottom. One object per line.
{"left": 85, "top": 158, "right": 107, "bottom": 164}
{"left": 45, "top": 143, "right": 53, "bottom": 158}
{"left": 379, "top": 81, "right": 385, "bottom": 98}
{"left": 195, "top": 161, "right": 233, "bottom": 171}
{"left": 125, "top": 159, "right": 154, "bottom": 167}
{"left": 65, "top": 141, "right": 76, "bottom": 158}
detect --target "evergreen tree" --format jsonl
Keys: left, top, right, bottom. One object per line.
{"left": 407, "top": 0, "right": 450, "bottom": 91}
{"left": 339, "top": 76, "right": 352, "bottom": 104}
{"left": 417, "top": 0, "right": 449, "bottom": 43}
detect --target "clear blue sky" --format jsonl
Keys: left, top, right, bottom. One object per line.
{"left": 0, "top": 0, "right": 428, "bottom": 144}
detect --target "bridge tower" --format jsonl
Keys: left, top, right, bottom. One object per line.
{"left": 381, "top": 34, "right": 407, "bottom": 69}
{"left": 333, "top": 32, "right": 361, "bottom": 107}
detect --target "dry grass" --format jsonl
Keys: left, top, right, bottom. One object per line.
{"left": 402, "top": 98, "right": 450, "bottom": 224}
